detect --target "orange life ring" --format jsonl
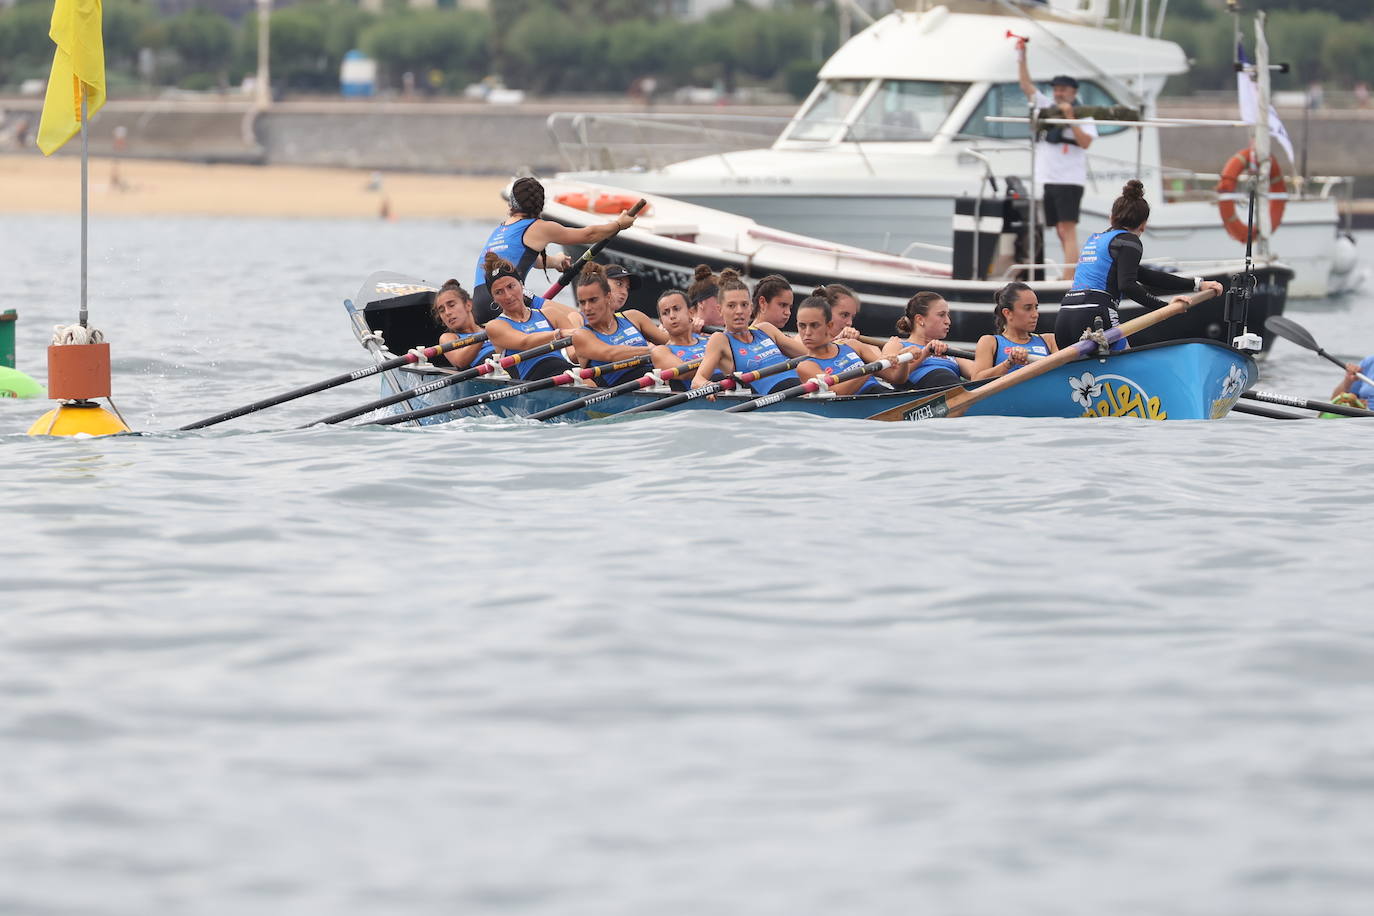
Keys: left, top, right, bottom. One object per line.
{"left": 554, "top": 192, "right": 589, "bottom": 210}
{"left": 592, "top": 193, "right": 646, "bottom": 215}
{"left": 1215, "top": 148, "right": 1285, "bottom": 244}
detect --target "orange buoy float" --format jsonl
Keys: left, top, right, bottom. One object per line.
{"left": 1215, "top": 148, "right": 1286, "bottom": 244}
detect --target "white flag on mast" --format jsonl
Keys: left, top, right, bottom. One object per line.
{"left": 1236, "top": 39, "right": 1295, "bottom": 164}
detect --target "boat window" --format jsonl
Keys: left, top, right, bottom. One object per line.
{"left": 847, "top": 80, "right": 969, "bottom": 142}
{"left": 961, "top": 81, "right": 1129, "bottom": 139}
{"left": 786, "top": 79, "right": 871, "bottom": 142}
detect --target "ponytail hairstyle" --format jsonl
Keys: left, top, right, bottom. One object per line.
{"left": 752, "top": 274, "right": 791, "bottom": 319}
{"left": 992, "top": 281, "right": 1032, "bottom": 334}
{"left": 795, "top": 295, "right": 832, "bottom": 325}
{"left": 510, "top": 176, "right": 546, "bottom": 217}
{"left": 1110, "top": 179, "right": 1150, "bottom": 230}
{"left": 895, "top": 291, "right": 944, "bottom": 336}
{"left": 687, "top": 264, "right": 719, "bottom": 305}
{"left": 717, "top": 267, "right": 749, "bottom": 299}
{"left": 575, "top": 259, "right": 611, "bottom": 295}
{"left": 483, "top": 251, "right": 520, "bottom": 289}
{"left": 431, "top": 278, "right": 470, "bottom": 323}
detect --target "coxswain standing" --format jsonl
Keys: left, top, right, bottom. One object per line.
{"left": 691, "top": 269, "right": 807, "bottom": 394}
{"left": 470, "top": 177, "right": 637, "bottom": 322}
{"left": 1056, "top": 180, "right": 1222, "bottom": 351}
{"left": 972, "top": 282, "right": 1058, "bottom": 379}
{"left": 570, "top": 263, "right": 669, "bottom": 387}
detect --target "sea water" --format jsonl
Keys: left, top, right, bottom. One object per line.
{"left": 2, "top": 215, "right": 1374, "bottom": 914}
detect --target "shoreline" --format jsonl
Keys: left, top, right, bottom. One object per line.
{"left": 0, "top": 156, "right": 509, "bottom": 220}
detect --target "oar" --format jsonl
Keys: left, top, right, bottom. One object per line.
{"left": 868, "top": 289, "right": 1220, "bottom": 421}
{"left": 365, "top": 355, "right": 651, "bottom": 427}
{"left": 526, "top": 359, "right": 702, "bottom": 421}
{"left": 541, "top": 199, "right": 648, "bottom": 299}
{"left": 723, "top": 351, "right": 917, "bottom": 414}
{"left": 618, "top": 355, "right": 810, "bottom": 416}
{"left": 1241, "top": 389, "right": 1374, "bottom": 418}
{"left": 306, "top": 337, "right": 572, "bottom": 427}
{"left": 179, "top": 330, "right": 488, "bottom": 430}
{"left": 1232, "top": 402, "right": 1304, "bottom": 420}
{"left": 856, "top": 335, "right": 976, "bottom": 360}
{"left": 1265, "top": 316, "right": 1374, "bottom": 388}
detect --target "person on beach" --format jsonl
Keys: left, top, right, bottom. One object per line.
{"left": 882, "top": 292, "right": 975, "bottom": 391}
{"left": 431, "top": 279, "right": 494, "bottom": 370}
{"left": 972, "top": 282, "right": 1057, "bottom": 379}
{"left": 471, "top": 176, "right": 638, "bottom": 322}
{"left": 793, "top": 297, "right": 902, "bottom": 395}
{"left": 687, "top": 264, "right": 724, "bottom": 331}
{"left": 1056, "top": 180, "right": 1222, "bottom": 351}
{"left": 752, "top": 274, "right": 794, "bottom": 329}
{"left": 570, "top": 263, "right": 669, "bottom": 387}
{"left": 691, "top": 268, "right": 808, "bottom": 395}
{"left": 481, "top": 252, "right": 579, "bottom": 381}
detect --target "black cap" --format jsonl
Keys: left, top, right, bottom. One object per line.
{"left": 1050, "top": 75, "right": 1079, "bottom": 89}
{"left": 604, "top": 264, "right": 641, "bottom": 290}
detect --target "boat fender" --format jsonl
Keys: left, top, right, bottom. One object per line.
{"left": 0, "top": 366, "right": 44, "bottom": 399}
{"left": 1215, "top": 148, "right": 1286, "bottom": 244}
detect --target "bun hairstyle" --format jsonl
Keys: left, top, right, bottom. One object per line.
{"left": 510, "top": 176, "right": 546, "bottom": 217}
{"left": 717, "top": 267, "right": 749, "bottom": 297}
{"left": 431, "top": 279, "right": 470, "bottom": 322}
{"left": 687, "top": 264, "right": 719, "bottom": 305}
{"left": 895, "top": 291, "right": 944, "bottom": 336}
{"left": 1110, "top": 178, "right": 1150, "bottom": 230}
{"left": 576, "top": 259, "right": 611, "bottom": 293}
{"left": 992, "top": 281, "right": 1032, "bottom": 333}
{"left": 796, "top": 294, "right": 832, "bottom": 324}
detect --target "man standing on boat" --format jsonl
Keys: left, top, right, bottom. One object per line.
{"left": 1016, "top": 39, "right": 1096, "bottom": 282}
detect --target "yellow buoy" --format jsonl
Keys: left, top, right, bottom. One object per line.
{"left": 27, "top": 401, "right": 131, "bottom": 437}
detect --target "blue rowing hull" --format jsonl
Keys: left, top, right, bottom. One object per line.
{"left": 374, "top": 339, "right": 1254, "bottom": 424}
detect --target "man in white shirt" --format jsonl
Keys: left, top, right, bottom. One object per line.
{"left": 1016, "top": 39, "right": 1097, "bottom": 281}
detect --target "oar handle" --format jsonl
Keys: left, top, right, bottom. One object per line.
{"left": 528, "top": 359, "right": 703, "bottom": 422}
{"left": 725, "top": 351, "right": 916, "bottom": 413}
{"left": 542, "top": 199, "right": 648, "bottom": 300}
{"left": 856, "top": 334, "right": 975, "bottom": 361}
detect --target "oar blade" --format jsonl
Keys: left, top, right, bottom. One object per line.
{"left": 1264, "top": 316, "right": 1321, "bottom": 353}
{"left": 867, "top": 385, "right": 970, "bottom": 422}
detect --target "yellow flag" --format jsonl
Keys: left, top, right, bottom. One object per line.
{"left": 37, "top": 0, "right": 106, "bottom": 156}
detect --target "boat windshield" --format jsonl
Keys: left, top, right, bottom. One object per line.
{"left": 848, "top": 80, "right": 969, "bottom": 142}
{"left": 786, "top": 79, "right": 870, "bottom": 142}
{"left": 961, "top": 81, "right": 1128, "bottom": 139}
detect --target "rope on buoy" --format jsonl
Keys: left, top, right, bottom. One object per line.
{"left": 51, "top": 323, "right": 105, "bottom": 346}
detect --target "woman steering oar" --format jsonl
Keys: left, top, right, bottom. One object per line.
{"left": 364, "top": 355, "right": 652, "bottom": 427}
{"left": 617, "top": 355, "right": 810, "bottom": 416}
{"left": 179, "top": 330, "right": 488, "bottom": 431}
{"left": 868, "top": 288, "right": 1220, "bottom": 421}
{"left": 306, "top": 337, "right": 572, "bottom": 427}
{"left": 723, "top": 351, "right": 917, "bottom": 414}
{"left": 526, "top": 360, "right": 703, "bottom": 422}
{"left": 540, "top": 199, "right": 648, "bottom": 300}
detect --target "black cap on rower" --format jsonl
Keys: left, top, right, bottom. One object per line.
{"left": 604, "top": 263, "right": 641, "bottom": 290}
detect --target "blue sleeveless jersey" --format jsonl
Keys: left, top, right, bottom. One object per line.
{"left": 806, "top": 344, "right": 884, "bottom": 393}
{"left": 488, "top": 298, "right": 561, "bottom": 380}
{"left": 474, "top": 218, "right": 539, "bottom": 288}
{"left": 729, "top": 328, "right": 798, "bottom": 394}
{"left": 992, "top": 333, "right": 1050, "bottom": 372}
{"left": 666, "top": 335, "right": 709, "bottom": 363}
{"left": 587, "top": 313, "right": 648, "bottom": 386}
{"left": 1070, "top": 228, "right": 1128, "bottom": 295}
{"left": 898, "top": 340, "right": 962, "bottom": 386}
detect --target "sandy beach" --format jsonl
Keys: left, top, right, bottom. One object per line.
{"left": 0, "top": 155, "right": 509, "bottom": 220}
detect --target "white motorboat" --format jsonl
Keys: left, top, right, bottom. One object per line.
{"left": 552, "top": 0, "right": 1360, "bottom": 298}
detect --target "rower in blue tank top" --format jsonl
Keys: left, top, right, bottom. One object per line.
{"left": 690, "top": 269, "right": 809, "bottom": 396}
{"left": 430, "top": 279, "right": 495, "bottom": 370}
{"left": 649, "top": 289, "right": 710, "bottom": 389}
{"left": 882, "top": 291, "right": 975, "bottom": 391}
{"left": 973, "top": 282, "right": 1059, "bottom": 379}
{"left": 569, "top": 264, "right": 668, "bottom": 387}
{"left": 469, "top": 177, "right": 641, "bottom": 323}
{"left": 479, "top": 252, "right": 576, "bottom": 381}
{"left": 793, "top": 297, "right": 905, "bottom": 395}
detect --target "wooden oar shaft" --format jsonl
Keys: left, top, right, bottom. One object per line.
{"left": 179, "top": 330, "right": 489, "bottom": 430}
{"left": 309, "top": 336, "right": 572, "bottom": 427}
{"left": 1242, "top": 390, "right": 1374, "bottom": 418}
{"left": 368, "top": 355, "right": 651, "bottom": 427}
{"left": 542, "top": 199, "right": 647, "bottom": 299}
{"left": 618, "top": 355, "right": 808, "bottom": 415}
{"left": 527, "top": 359, "right": 702, "bottom": 421}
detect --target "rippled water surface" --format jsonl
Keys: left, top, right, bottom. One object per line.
{"left": 3, "top": 215, "right": 1374, "bottom": 914}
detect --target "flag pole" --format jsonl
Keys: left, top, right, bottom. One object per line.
{"left": 80, "top": 83, "right": 88, "bottom": 328}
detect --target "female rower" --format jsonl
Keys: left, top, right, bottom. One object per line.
{"left": 687, "top": 264, "right": 723, "bottom": 331}
{"left": 650, "top": 289, "right": 709, "bottom": 371}
{"left": 470, "top": 176, "right": 638, "bottom": 322}
{"left": 604, "top": 264, "right": 639, "bottom": 311}
{"left": 752, "top": 274, "right": 794, "bottom": 329}
{"left": 794, "top": 297, "right": 903, "bottom": 395}
{"left": 431, "top": 279, "right": 494, "bottom": 369}
{"left": 691, "top": 268, "right": 808, "bottom": 394}
{"left": 882, "top": 291, "right": 976, "bottom": 391}
{"left": 1331, "top": 355, "right": 1374, "bottom": 408}
{"left": 813, "top": 283, "right": 863, "bottom": 340}
{"left": 481, "top": 252, "right": 578, "bottom": 381}
{"left": 570, "top": 263, "right": 669, "bottom": 387}
{"left": 972, "top": 282, "right": 1058, "bottom": 379}
{"left": 1056, "top": 179, "right": 1222, "bottom": 350}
